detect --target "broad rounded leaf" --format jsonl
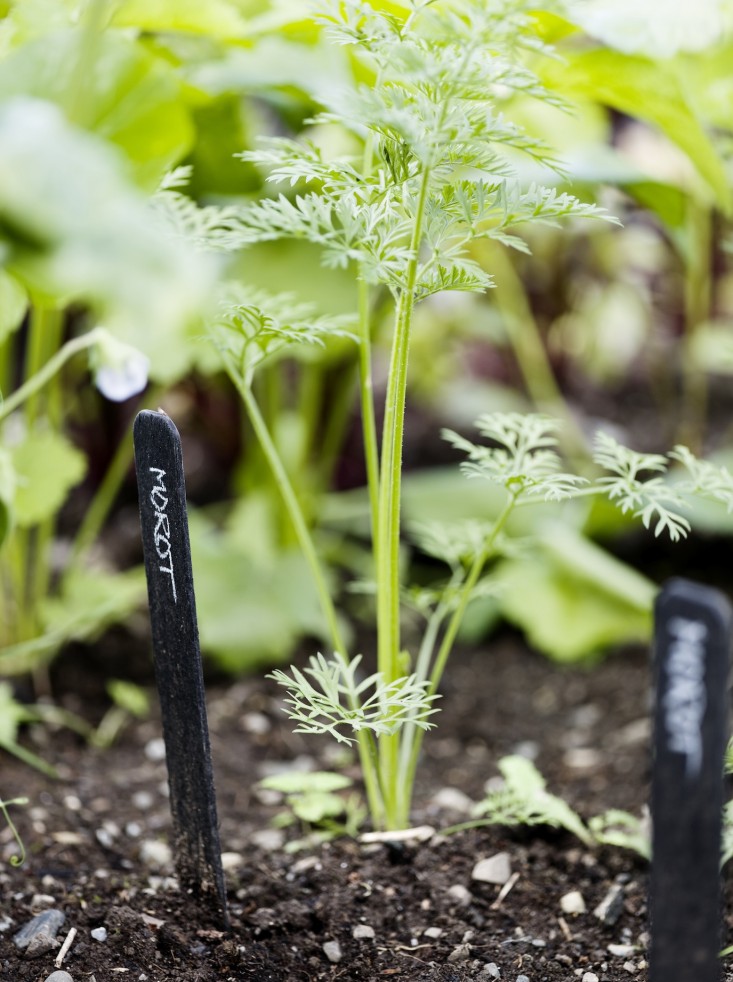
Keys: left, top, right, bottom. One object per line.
{"left": 112, "top": 0, "right": 252, "bottom": 39}
{"left": 540, "top": 49, "right": 732, "bottom": 212}
{"left": 0, "top": 98, "right": 216, "bottom": 379}
{"left": 11, "top": 430, "right": 86, "bottom": 527}
{"left": 0, "top": 30, "right": 193, "bottom": 186}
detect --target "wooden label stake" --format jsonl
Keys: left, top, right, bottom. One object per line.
{"left": 650, "top": 578, "right": 731, "bottom": 982}
{"left": 133, "top": 410, "right": 228, "bottom": 925}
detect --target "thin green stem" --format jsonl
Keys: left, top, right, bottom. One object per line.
{"left": 0, "top": 796, "right": 29, "bottom": 866}
{"left": 679, "top": 201, "right": 712, "bottom": 452}
{"left": 1, "top": 330, "right": 101, "bottom": 424}
{"left": 376, "top": 167, "right": 431, "bottom": 827}
{"left": 428, "top": 496, "right": 516, "bottom": 697}
{"left": 376, "top": 167, "right": 432, "bottom": 683}
{"left": 394, "top": 495, "right": 517, "bottom": 826}
{"left": 476, "top": 241, "right": 589, "bottom": 465}
{"left": 228, "top": 365, "right": 346, "bottom": 656}
{"left": 231, "top": 368, "right": 386, "bottom": 825}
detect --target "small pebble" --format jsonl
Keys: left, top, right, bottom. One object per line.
{"left": 447, "top": 943, "right": 471, "bottom": 962}
{"left": 560, "top": 890, "right": 586, "bottom": 915}
{"left": 582, "top": 973, "right": 599, "bottom": 982}
{"left": 482, "top": 965, "right": 501, "bottom": 978}
{"left": 250, "top": 828, "right": 285, "bottom": 851}
{"left": 241, "top": 711, "right": 271, "bottom": 735}
{"left": 91, "top": 927, "right": 107, "bottom": 942}
{"left": 608, "top": 943, "right": 636, "bottom": 957}
{"left": 323, "top": 940, "right": 342, "bottom": 963}
{"left": 429, "top": 787, "right": 474, "bottom": 814}
{"left": 144, "top": 738, "right": 166, "bottom": 762}
{"left": 447, "top": 884, "right": 472, "bottom": 906}
{"left": 423, "top": 927, "right": 443, "bottom": 939}
{"left": 352, "top": 924, "right": 375, "bottom": 940}
{"left": 44, "top": 973, "right": 74, "bottom": 982}
{"left": 472, "top": 852, "right": 512, "bottom": 885}
{"left": 132, "top": 790, "right": 154, "bottom": 811}
{"left": 562, "top": 747, "right": 602, "bottom": 769}
{"left": 221, "top": 852, "right": 244, "bottom": 871}
{"left": 140, "top": 839, "right": 172, "bottom": 869}
{"left": 30, "top": 894, "right": 56, "bottom": 909}
{"left": 516, "top": 975, "right": 530, "bottom": 982}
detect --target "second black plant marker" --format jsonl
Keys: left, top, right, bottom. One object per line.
{"left": 134, "top": 409, "right": 228, "bottom": 926}
{"left": 649, "top": 578, "right": 731, "bottom": 982}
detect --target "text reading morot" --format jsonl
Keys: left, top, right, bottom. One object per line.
{"left": 149, "top": 467, "right": 177, "bottom": 603}
{"left": 662, "top": 616, "right": 707, "bottom": 778}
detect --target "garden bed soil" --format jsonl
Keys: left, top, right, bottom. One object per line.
{"left": 2, "top": 634, "right": 732, "bottom": 981}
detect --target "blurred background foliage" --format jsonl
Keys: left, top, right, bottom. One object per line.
{"left": 1, "top": 0, "right": 733, "bottom": 696}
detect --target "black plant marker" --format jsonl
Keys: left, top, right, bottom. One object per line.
{"left": 650, "top": 578, "right": 732, "bottom": 982}
{"left": 133, "top": 410, "right": 228, "bottom": 925}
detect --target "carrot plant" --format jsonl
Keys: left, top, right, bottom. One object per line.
{"left": 200, "top": 0, "right": 733, "bottom": 830}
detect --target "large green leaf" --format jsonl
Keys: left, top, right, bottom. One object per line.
{"left": 494, "top": 525, "right": 655, "bottom": 662}
{"left": 188, "top": 34, "right": 352, "bottom": 103}
{"left": 112, "top": 0, "right": 254, "bottom": 40}
{"left": 0, "top": 98, "right": 215, "bottom": 378}
{"left": 41, "top": 566, "right": 147, "bottom": 642}
{"left": 10, "top": 430, "right": 86, "bottom": 527}
{"left": 540, "top": 49, "right": 731, "bottom": 212}
{"left": 0, "top": 30, "right": 193, "bottom": 186}
{"left": 189, "top": 502, "right": 338, "bottom": 672}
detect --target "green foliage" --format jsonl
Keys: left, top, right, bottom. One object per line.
{"left": 0, "top": 99, "right": 214, "bottom": 350}
{"left": 259, "top": 770, "right": 366, "bottom": 846}
{"left": 224, "top": 0, "right": 619, "bottom": 831}
{"left": 188, "top": 501, "right": 337, "bottom": 672}
{"left": 10, "top": 430, "right": 86, "bottom": 527}
{"left": 471, "top": 755, "right": 594, "bottom": 846}
{"left": 269, "top": 651, "right": 438, "bottom": 745}
{"left": 538, "top": 46, "right": 731, "bottom": 211}
{"left": 588, "top": 808, "right": 651, "bottom": 860}
{"left": 466, "top": 755, "right": 651, "bottom": 859}
{"left": 0, "top": 28, "right": 194, "bottom": 186}
{"left": 493, "top": 529, "right": 654, "bottom": 661}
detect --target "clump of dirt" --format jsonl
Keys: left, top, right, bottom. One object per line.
{"left": 1, "top": 637, "right": 731, "bottom": 981}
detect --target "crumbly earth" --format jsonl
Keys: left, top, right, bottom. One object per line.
{"left": 1, "top": 636, "right": 731, "bottom": 982}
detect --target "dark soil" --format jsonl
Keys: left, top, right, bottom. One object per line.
{"left": 1, "top": 635, "right": 731, "bottom": 981}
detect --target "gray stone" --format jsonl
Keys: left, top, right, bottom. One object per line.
{"left": 44, "top": 973, "right": 75, "bottom": 982}
{"left": 447, "top": 884, "right": 472, "bottom": 906}
{"left": 323, "top": 940, "right": 342, "bottom": 963}
{"left": 447, "top": 943, "right": 471, "bottom": 962}
{"left": 593, "top": 884, "right": 625, "bottom": 925}
{"left": 581, "top": 973, "right": 599, "bottom": 982}
{"left": 472, "top": 852, "right": 512, "bottom": 885}
{"left": 91, "top": 926, "right": 107, "bottom": 942}
{"left": 13, "top": 909, "right": 65, "bottom": 951}
{"left": 352, "top": 924, "right": 375, "bottom": 940}
{"left": 516, "top": 976, "right": 530, "bottom": 982}
{"left": 481, "top": 964, "right": 500, "bottom": 978}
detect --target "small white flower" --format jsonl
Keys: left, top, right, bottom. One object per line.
{"left": 91, "top": 328, "right": 150, "bottom": 402}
